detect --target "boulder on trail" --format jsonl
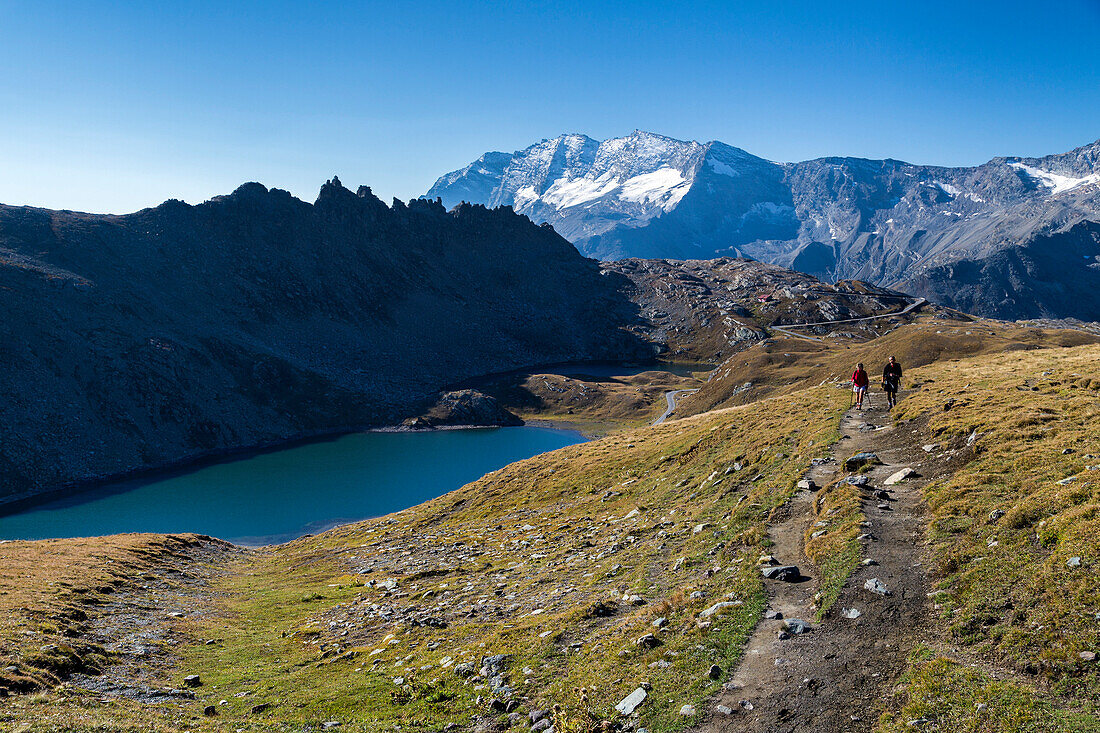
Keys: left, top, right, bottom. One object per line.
{"left": 864, "top": 578, "right": 890, "bottom": 596}
{"left": 844, "top": 452, "right": 881, "bottom": 470}
{"left": 761, "top": 565, "right": 801, "bottom": 582}
{"left": 783, "top": 618, "right": 812, "bottom": 635}
{"left": 884, "top": 468, "right": 919, "bottom": 485}
{"left": 796, "top": 478, "right": 818, "bottom": 490}
{"left": 846, "top": 475, "right": 870, "bottom": 486}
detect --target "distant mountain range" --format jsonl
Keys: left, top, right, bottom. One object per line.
{"left": 427, "top": 131, "right": 1100, "bottom": 320}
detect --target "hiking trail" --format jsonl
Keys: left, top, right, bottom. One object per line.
{"left": 692, "top": 387, "right": 944, "bottom": 732}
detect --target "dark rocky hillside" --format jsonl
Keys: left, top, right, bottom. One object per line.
{"left": 0, "top": 179, "right": 650, "bottom": 504}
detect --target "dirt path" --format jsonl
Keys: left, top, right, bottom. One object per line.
{"left": 693, "top": 390, "right": 940, "bottom": 732}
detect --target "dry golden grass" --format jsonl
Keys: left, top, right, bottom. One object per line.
{"left": 0, "top": 533, "right": 216, "bottom": 694}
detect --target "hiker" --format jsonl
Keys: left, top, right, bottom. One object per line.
{"left": 851, "top": 362, "right": 869, "bottom": 410}
{"left": 882, "top": 355, "right": 903, "bottom": 409}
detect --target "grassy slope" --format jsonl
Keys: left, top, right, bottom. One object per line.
{"left": 0, "top": 533, "right": 218, "bottom": 694}
{"left": 877, "top": 344, "right": 1100, "bottom": 731}
{"left": 0, "top": 387, "right": 845, "bottom": 731}
{"left": 678, "top": 314, "right": 1100, "bottom": 417}
{"left": 5, "top": 324, "right": 1100, "bottom": 731}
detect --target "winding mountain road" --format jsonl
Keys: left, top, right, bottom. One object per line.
{"left": 653, "top": 389, "right": 699, "bottom": 425}
{"left": 771, "top": 297, "right": 927, "bottom": 342}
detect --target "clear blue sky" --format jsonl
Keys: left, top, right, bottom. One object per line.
{"left": 2, "top": 0, "right": 1098, "bottom": 214}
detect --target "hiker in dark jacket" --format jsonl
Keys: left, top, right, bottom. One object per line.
{"left": 851, "top": 362, "right": 869, "bottom": 410}
{"left": 882, "top": 356, "right": 902, "bottom": 409}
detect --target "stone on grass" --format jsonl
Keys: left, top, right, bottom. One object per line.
{"left": 699, "top": 600, "right": 741, "bottom": 619}
{"left": 708, "top": 664, "right": 722, "bottom": 680}
{"left": 615, "top": 688, "right": 647, "bottom": 715}
{"left": 1080, "top": 651, "right": 1097, "bottom": 662}
{"left": 679, "top": 704, "right": 697, "bottom": 716}
{"left": 635, "top": 633, "right": 660, "bottom": 649}
{"left": 1068, "top": 557, "right": 1082, "bottom": 568}
{"left": 183, "top": 675, "right": 202, "bottom": 687}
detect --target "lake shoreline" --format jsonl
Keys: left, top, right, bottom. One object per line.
{"left": 0, "top": 419, "right": 587, "bottom": 520}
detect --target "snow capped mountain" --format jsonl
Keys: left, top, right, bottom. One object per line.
{"left": 426, "top": 133, "right": 1100, "bottom": 320}
{"left": 427, "top": 131, "right": 795, "bottom": 259}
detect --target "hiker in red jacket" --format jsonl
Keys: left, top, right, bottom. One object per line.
{"left": 851, "top": 362, "right": 870, "bottom": 410}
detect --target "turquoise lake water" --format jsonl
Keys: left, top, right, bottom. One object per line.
{"left": 0, "top": 426, "right": 583, "bottom": 545}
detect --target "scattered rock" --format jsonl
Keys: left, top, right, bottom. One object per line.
{"left": 763, "top": 609, "right": 783, "bottom": 620}
{"left": 652, "top": 617, "right": 668, "bottom": 628}
{"left": 1080, "top": 651, "right": 1097, "bottom": 662}
{"left": 783, "top": 619, "right": 812, "bottom": 635}
{"left": 864, "top": 578, "right": 890, "bottom": 596}
{"left": 796, "top": 479, "right": 817, "bottom": 490}
{"left": 1068, "top": 557, "right": 1082, "bottom": 568}
{"left": 841, "top": 608, "right": 862, "bottom": 619}
{"left": 679, "top": 704, "right": 697, "bottom": 716}
{"left": 203, "top": 705, "right": 217, "bottom": 717}
{"left": 635, "top": 633, "right": 660, "bottom": 650}
{"left": 615, "top": 688, "right": 647, "bottom": 715}
{"left": 845, "top": 475, "right": 870, "bottom": 486}
{"left": 183, "top": 675, "right": 202, "bottom": 688}
{"left": 251, "top": 703, "right": 271, "bottom": 715}
{"left": 844, "top": 453, "right": 881, "bottom": 470}
{"left": 884, "top": 468, "right": 918, "bottom": 485}
{"left": 989, "top": 510, "right": 1005, "bottom": 523}
{"left": 322, "top": 723, "right": 341, "bottom": 730}
{"left": 715, "top": 704, "right": 733, "bottom": 714}
{"left": 708, "top": 664, "right": 722, "bottom": 680}
{"left": 761, "top": 565, "right": 801, "bottom": 582}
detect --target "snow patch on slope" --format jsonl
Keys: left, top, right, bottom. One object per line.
{"left": 1011, "top": 163, "right": 1100, "bottom": 195}
{"left": 709, "top": 159, "right": 740, "bottom": 176}
{"left": 618, "top": 167, "right": 690, "bottom": 209}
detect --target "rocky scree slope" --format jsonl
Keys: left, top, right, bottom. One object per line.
{"left": 0, "top": 178, "right": 650, "bottom": 504}
{"left": 605, "top": 256, "right": 915, "bottom": 363}
{"left": 428, "top": 132, "right": 1100, "bottom": 321}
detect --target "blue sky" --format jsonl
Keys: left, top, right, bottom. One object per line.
{"left": 1, "top": 0, "right": 1098, "bottom": 213}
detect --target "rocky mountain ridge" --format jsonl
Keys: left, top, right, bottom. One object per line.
{"left": 427, "top": 132, "right": 1100, "bottom": 320}
{"left": 0, "top": 179, "right": 651, "bottom": 504}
